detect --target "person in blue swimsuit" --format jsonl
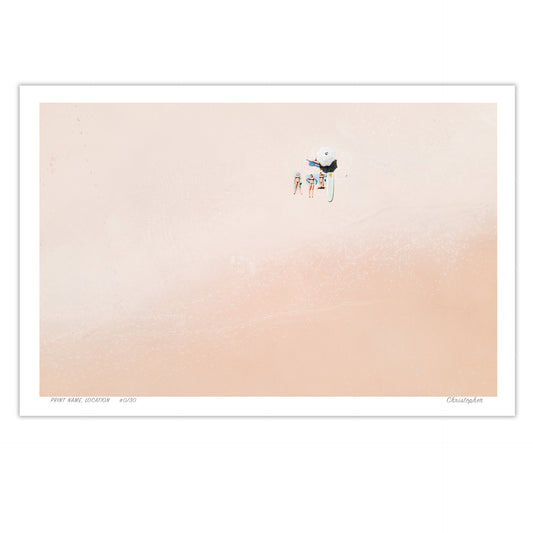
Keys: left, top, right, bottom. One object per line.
{"left": 306, "top": 173, "right": 318, "bottom": 198}
{"left": 293, "top": 172, "right": 303, "bottom": 195}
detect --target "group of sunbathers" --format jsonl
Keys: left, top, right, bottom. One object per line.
{"left": 293, "top": 171, "right": 327, "bottom": 198}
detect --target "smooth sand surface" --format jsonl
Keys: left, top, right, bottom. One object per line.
{"left": 40, "top": 103, "right": 497, "bottom": 396}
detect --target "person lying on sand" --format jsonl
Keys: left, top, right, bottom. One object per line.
{"left": 306, "top": 174, "right": 318, "bottom": 198}
{"left": 306, "top": 157, "right": 338, "bottom": 174}
{"left": 293, "top": 172, "right": 303, "bottom": 195}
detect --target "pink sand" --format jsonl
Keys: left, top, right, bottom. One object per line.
{"left": 40, "top": 103, "right": 497, "bottom": 396}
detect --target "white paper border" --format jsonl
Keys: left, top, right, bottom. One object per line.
{"left": 19, "top": 85, "right": 515, "bottom": 416}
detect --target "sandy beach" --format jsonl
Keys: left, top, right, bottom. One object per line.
{"left": 40, "top": 102, "right": 497, "bottom": 396}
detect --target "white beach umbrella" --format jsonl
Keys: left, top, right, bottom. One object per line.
{"left": 316, "top": 147, "right": 335, "bottom": 167}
